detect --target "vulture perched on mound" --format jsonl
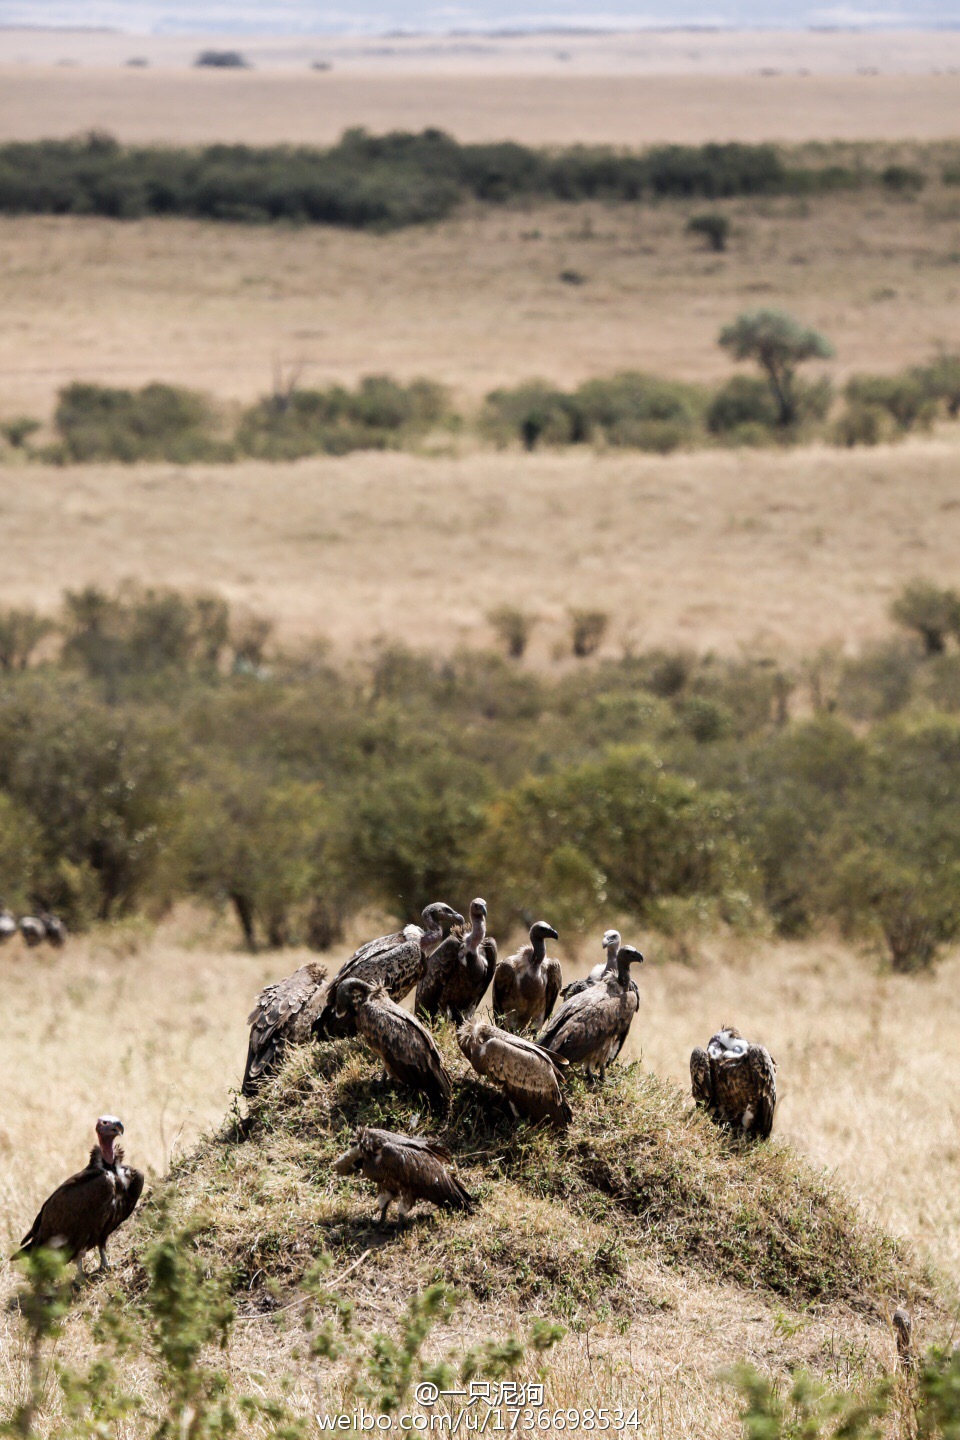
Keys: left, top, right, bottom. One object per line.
{"left": 40, "top": 912, "right": 67, "bottom": 947}
{"left": 415, "top": 897, "right": 497, "bottom": 1025}
{"left": 333, "top": 1126, "right": 474, "bottom": 1223}
{"left": 19, "top": 916, "right": 45, "bottom": 948}
{"left": 0, "top": 909, "right": 17, "bottom": 944}
{"left": 458, "top": 1016, "right": 571, "bottom": 1129}
{"left": 242, "top": 962, "right": 327, "bottom": 1096}
{"left": 690, "top": 1026, "right": 777, "bottom": 1139}
{"left": 560, "top": 928, "right": 638, "bottom": 1002}
{"left": 313, "top": 902, "right": 463, "bottom": 1040}
{"left": 14, "top": 1117, "right": 143, "bottom": 1274}
{"left": 537, "top": 944, "right": 644, "bottom": 1078}
{"left": 335, "top": 978, "right": 453, "bottom": 1112}
{"left": 492, "top": 921, "right": 562, "bottom": 1032}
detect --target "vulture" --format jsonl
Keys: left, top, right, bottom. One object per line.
{"left": 457, "top": 1016, "right": 572, "bottom": 1129}
{"left": 537, "top": 944, "right": 644, "bottom": 1078}
{"left": 19, "top": 916, "right": 45, "bottom": 948}
{"left": 560, "top": 928, "right": 636, "bottom": 1002}
{"left": 333, "top": 1126, "right": 474, "bottom": 1223}
{"left": 14, "top": 1116, "right": 144, "bottom": 1274}
{"left": 492, "top": 921, "right": 562, "bottom": 1032}
{"left": 0, "top": 909, "right": 17, "bottom": 944}
{"left": 415, "top": 897, "right": 497, "bottom": 1025}
{"left": 690, "top": 1026, "right": 777, "bottom": 1139}
{"left": 242, "top": 962, "right": 327, "bottom": 1096}
{"left": 40, "top": 912, "right": 67, "bottom": 947}
{"left": 335, "top": 978, "right": 453, "bottom": 1112}
{"left": 313, "top": 901, "right": 463, "bottom": 1040}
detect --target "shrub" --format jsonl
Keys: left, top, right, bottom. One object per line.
{"left": 54, "top": 381, "right": 229, "bottom": 463}
{"left": 890, "top": 579, "right": 960, "bottom": 655}
{"left": 194, "top": 49, "right": 250, "bottom": 67}
{"left": 487, "top": 605, "right": 537, "bottom": 659}
{"left": 881, "top": 163, "right": 925, "bottom": 193}
{"left": 480, "top": 381, "right": 583, "bottom": 451}
{"left": 236, "top": 375, "right": 448, "bottom": 459}
{"left": 574, "top": 371, "right": 701, "bottom": 449}
{"left": 707, "top": 375, "right": 779, "bottom": 434}
{"left": 62, "top": 584, "right": 232, "bottom": 684}
{"left": 833, "top": 401, "right": 892, "bottom": 447}
{"left": 916, "top": 350, "right": 960, "bottom": 417}
{"left": 569, "top": 609, "right": 609, "bottom": 658}
{"left": 844, "top": 372, "right": 936, "bottom": 433}
{"left": 686, "top": 211, "right": 730, "bottom": 251}
{"left": 0, "top": 415, "right": 40, "bottom": 448}
{"left": 0, "top": 607, "right": 55, "bottom": 670}
{"left": 718, "top": 310, "right": 834, "bottom": 427}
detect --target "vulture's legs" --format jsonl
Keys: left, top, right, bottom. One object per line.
{"left": 375, "top": 1191, "right": 393, "bottom": 1225}
{"left": 98, "top": 1244, "right": 111, "bottom": 1272}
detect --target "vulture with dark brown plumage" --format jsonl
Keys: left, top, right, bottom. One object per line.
{"left": 242, "top": 962, "right": 327, "bottom": 1096}
{"left": 19, "top": 916, "right": 45, "bottom": 948}
{"left": 690, "top": 1026, "right": 777, "bottom": 1138}
{"left": 313, "top": 902, "right": 463, "bottom": 1040}
{"left": 14, "top": 1117, "right": 143, "bottom": 1275}
{"left": 335, "top": 978, "right": 453, "bottom": 1112}
{"left": 457, "top": 1016, "right": 572, "bottom": 1128}
{"left": 491, "top": 921, "right": 562, "bottom": 1032}
{"left": 333, "top": 1126, "right": 474, "bottom": 1223}
{"left": 537, "top": 944, "right": 643, "bottom": 1078}
{"left": 415, "top": 897, "right": 497, "bottom": 1025}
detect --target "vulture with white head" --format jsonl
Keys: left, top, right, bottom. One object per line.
{"left": 457, "top": 1016, "right": 571, "bottom": 1128}
{"left": 561, "top": 929, "right": 637, "bottom": 1002}
{"left": 40, "top": 912, "right": 67, "bottom": 947}
{"left": 333, "top": 1126, "right": 474, "bottom": 1223}
{"left": 14, "top": 1117, "right": 144, "bottom": 1274}
{"left": 313, "top": 902, "right": 463, "bottom": 1040}
{"left": 537, "top": 944, "right": 644, "bottom": 1078}
{"left": 19, "top": 916, "right": 45, "bottom": 948}
{"left": 492, "top": 921, "right": 562, "bottom": 1032}
{"left": 335, "top": 978, "right": 453, "bottom": 1112}
{"left": 690, "top": 1026, "right": 777, "bottom": 1138}
{"left": 242, "top": 962, "right": 327, "bottom": 1096}
{"left": 415, "top": 897, "right": 497, "bottom": 1025}
{"left": 0, "top": 909, "right": 17, "bottom": 944}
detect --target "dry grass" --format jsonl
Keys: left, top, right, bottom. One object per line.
{"left": 0, "top": 436, "right": 959, "bottom": 659}
{"left": 1, "top": 192, "right": 959, "bottom": 414}
{"left": 0, "top": 917, "right": 953, "bottom": 1434}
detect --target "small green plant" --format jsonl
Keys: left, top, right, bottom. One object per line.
{"left": 488, "top": 604, "right": 537, "bottom": 659}
{"left": 687, "top": 211, "right": 730, "bottom": 251}
{"left": 569, "top": 608, "right": 609, "bottom": 658}
{"left": 718, "top": 310, "right": 834, "bottom": 428}
{"left": 0, "top": 608, "right": 55, "bottom": 671}
{"left": 890, "top": 579, "right": 960, "bottom": 655}
{"left": 3, "top": 1248, "right": 73, "bottom": 1439}
{"left": 0, "top": 417, "right": 40, "bottom": 449}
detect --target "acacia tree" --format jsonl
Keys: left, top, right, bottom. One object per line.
{"left": 718, "top": 309, "right": 833, "bottom": 427}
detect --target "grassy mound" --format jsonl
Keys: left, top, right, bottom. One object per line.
{"left": 134, "top": 1027, "right": 929, "bottom": 1328}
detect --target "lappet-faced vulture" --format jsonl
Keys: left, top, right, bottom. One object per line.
{"left": 14, "top": 1117, "right": 144, "bottom": 1275}
{"left": 242, "top": 962, "right": 327, "bottom": 1096}
{"left": 492, "top": 921, "right": 562, "bottom": 1032}
{"left": 457, "top": 1016, "right": 572, "bottom": 1129}
{"left": 690, "top": 1026, "right": 777, "bottom": 1138}
{"left": 335, "top": 978, "right": 453, "bottom": 1112}
{"left": 313, "top": 902, "right": 463, "bottom": 1040}
{"left": 560, "top": 929, "right": 632, "bottom": 1001}
{"left": 537, "top": 944, "right": 644, "bottom": 1078}
{"left": 333, "top": 1126, "right": 474, "bottom": 1223}
{"left": 415, "top": 897, "right": 497, "bottom": 1025}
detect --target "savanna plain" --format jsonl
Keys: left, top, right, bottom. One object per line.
{"left": 0, "top": 45, "right": 959, "bottom": 1440}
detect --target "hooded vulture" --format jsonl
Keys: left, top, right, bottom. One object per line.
{"left": 333, "top": 1126, "right": 474, "bottom": 1223}
{"left": 492, "top": 921, "right": 562, "bottom": 1032}
{"left": 313, "top": 902, "right": 463, "bottom": 1040}
{"left": 457, "top": 1016, "right": 572, "bottom": 1129}
{"left": 415, "top": 897, "right": 497, "bottom": 1025}
{"left": 335, "top": 979, "right": 453, "bottom": 1112}
{"left": 14, "top": 1116, "right": 144, "bottom": 1274}
{"left": 536, "top": 944, "right": 644, "bottom": 1078}
{"left": 242, "top": 962, "right": 327, "bottom": 1096}
{"left": 690, "top": 1027, "right": 777, "bottom": 1139}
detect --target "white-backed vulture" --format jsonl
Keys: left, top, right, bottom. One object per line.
{"left": 19, "top": 916, "right": 45, "bottom": 948}
{"left": 492, "top": 921, "right": 562, "bottom": 1032}
{"left": 14, "top": 1117, "right": 144, "bottom": 1274}
{"left": 457, "top": 1016, "right": 572, "bottom": 1129}
{"left": 40, "top": 912, "right": 67, "bottom": 947}
{"left": 415, "top": 897, "right": 497, "bottom": 1025}
{"left": 690, "top": 1026, "right": 777, "bottom": 1139}
{"left": 242, "top": 962, "right": 327, "bottom": 1096}
{"left": 0, "top": 909, "right": 16, "bottom": 944}
{"left": 561, "top": 928, "right": 626, "bottom": 1001}
{"left": 313, "top": 902, "right": 463, "bottom": 1040}
{"left": 335, "top": 978, "right": 453, "bottom": 1112}
{"left": 536, "top": 944, "right": 644, "bottom": 1078}
{"left": 333, "top": 1126, "right": 474, "bottom": 1223}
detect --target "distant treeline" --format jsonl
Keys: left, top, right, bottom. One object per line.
{"left": 0, "top": 129, "right": 934, "bottom": 229}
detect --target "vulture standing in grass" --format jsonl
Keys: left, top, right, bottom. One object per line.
{"left": 40, "top": 912, "right": 67, "bottom": 947}
{"left": 333, "top": 1126, "right": 474, "bottom": 1224}
{"left": 492, "top": 921, "right": 562, "bottom": 1032}
{"left": 537, "top": 944, "right": 644, "bottom": 1078}
{"left": 560, "top": 928, "right": 635, "bottom": 1001}
{"left": 457, "top": 1016, "right": 572, "bottom": 1128}
{"left": 335, "top": 978, "right": 453, "bottom": 1112}
{"left": 690, "top": 1027, "right": 777, "bottom": 1138}
{"left": 242, "top": 962, "right": 327, "bottom": 1096}
{"left": 14, "top": 1116, "right": 143, "bottom": 1275}
{"left": 313, "top": 902, "right": 463, "bottom": 1039}
{"left": 415, "top": 897, "right": 497, "bottom": 1025}
{"left": 0, "top": 909, "right": 17, "bottom": 944}
{"left": 19, "top": 916, "right": 45, "bottom": 947}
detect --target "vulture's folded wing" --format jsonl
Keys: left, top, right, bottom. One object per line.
{"left": 746, "top": 1045, "right": 777, "bottom": 1138}
{"left": 542, "top": 958, "right": 563, "bottom": 1022}
{"left": 690, "top": 1047, "right": 714, "bottom": 1109}
{"left": 243, "top": 965, "right": 325, "bottom": 1093}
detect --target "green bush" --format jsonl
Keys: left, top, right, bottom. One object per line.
{"left": 890, "top": 579, "right": 960, "bottom": 655}
{"left": 480, "top": 381, "right": 583, "bottom": 450}
{"left": 719, "top": 310, "right": 834, "bottom": 427}
{"left": 833, "top": 401, "right": 892, "bottom": 447}
{"left": 54, "top": 381, "right": 230, "bottom": 463}
{"left": 881, "top": 163, "right": 925, "bottom": 193}
{"left": 236, "top": 375, "right": 448, "bottom": 459}
{"left": 844, "top": 372, "right": 937, "bottom": 433}
{"left": 916, "top": 351, "right": 960, "bottom": 417}
{"left": 575, "top": 371, "right": 702, "bottom": 449}
{"left": 686, "top": 211, "right": 730, "bottom": 250}
{"left": 707, "top": 375, "right": 779, "bottom": 434}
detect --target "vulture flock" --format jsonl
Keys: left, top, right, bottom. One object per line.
{"left": 13, "top": 900, "right": 776, "bottom": 1277}
{"left": 0, "top": 909, "right": 68, "bottom": 948}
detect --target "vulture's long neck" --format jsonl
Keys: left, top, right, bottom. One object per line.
{"left": 466, "top": 912, "right": 485, "bottom": 952}
{"left": 98, "top": 1135, "right": 116, "bottom": 1166}
{"left": 420, "top": 917, "right": 444, "bottom": 956}
{"left": 603, "top": 938, "right": 620, "bottom": 973}
{"left": 530, "top": 934, "right": 546, "bottom": 966}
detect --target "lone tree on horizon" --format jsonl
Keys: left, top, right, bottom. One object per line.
{"left": 718, "top": 309, "right": 833, "bottom": 427}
